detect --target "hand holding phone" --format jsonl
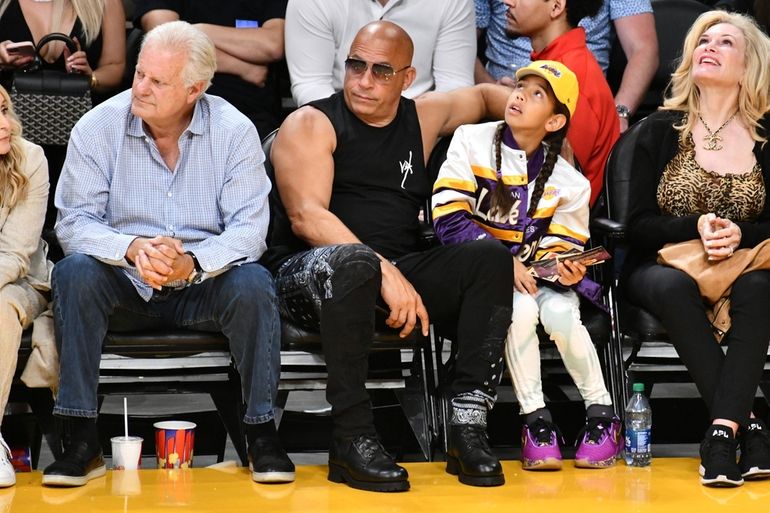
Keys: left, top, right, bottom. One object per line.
{"left": 6, "top": 41, "right": 35, "bottom": 59}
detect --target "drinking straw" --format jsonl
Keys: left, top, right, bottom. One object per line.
{"left": 124, "top": 397, "right": 128, "bottom": 438}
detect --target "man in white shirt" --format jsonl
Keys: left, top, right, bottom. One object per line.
{"left": 284, "top": 0, "right": 476, "bottom": 107}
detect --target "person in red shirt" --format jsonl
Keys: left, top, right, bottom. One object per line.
{"left": 503, "top": 0, "right": 620, "bottom": 206}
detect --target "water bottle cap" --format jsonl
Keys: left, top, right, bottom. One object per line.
{"left": 632, "top": 383, "right": 644, "bottom": 392}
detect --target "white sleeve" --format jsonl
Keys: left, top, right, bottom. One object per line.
{"left": 536, "top": 171, "right": 591, "bottom": 258}
{"left": 431, "top": 0, "right": 476, "bottom": 92}
{"left": 285, "top": 0, "right": 337, "bottom": 106}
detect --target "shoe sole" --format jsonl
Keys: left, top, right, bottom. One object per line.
{"left": 0, "top": 477, "right": 14, "bottom": 488}
{"left": 42, "top": 464, "right": 106, "bottom": 487}
{"left": 742, "top": 467, "right": 770, "bottom": 480}
{"left": 445, "top": 456, "right": 505, "bottom": 486}
{"left": 328, "top": 462, "right": 409, "bottom": 492}
{"left": 249, "top": 462, "right": 295, "bottom": 483}
{"left": 699, "top": 465, "right": 744, "bottom": 487}
{"left": 522, "top": 457, "right": 562, "bottom": 471}
{"left": 574, "top": 456, "right": 618, "bottom": 469}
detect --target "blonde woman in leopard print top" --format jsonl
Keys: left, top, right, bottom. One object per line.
{"left": 625, "top": 11, "right": 770, "bottom": 488}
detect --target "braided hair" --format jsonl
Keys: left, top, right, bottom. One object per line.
{"left": 488, "top": 100, "right": 571, "bottom": 219}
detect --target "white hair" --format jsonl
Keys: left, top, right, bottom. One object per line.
{"left": 140, "top": 21, "right": 216, "bottom": 92}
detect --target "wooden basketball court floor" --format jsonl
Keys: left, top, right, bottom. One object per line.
{"left": 3, "top": 458, "right": 769, "bottom": 513}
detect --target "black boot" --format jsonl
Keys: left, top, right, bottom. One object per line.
{"left": 246, "top": 420, "right": 295, "bottom": 483}
{"left": 446, "top": 424, "right": 504, "bottom": 487}
{"left": 328, "top": 434, "right": 409, "bottom": 492}
{"left": 42, "top": 417, "right": 105, "bottom": 487}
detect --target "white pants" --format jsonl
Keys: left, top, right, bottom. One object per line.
{"left": 505, "top": 286, "right": 611, "bottom": 415}
{"left": 0, "top": 280, "right": 48, "bottom": 426}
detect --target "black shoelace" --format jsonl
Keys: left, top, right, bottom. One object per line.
{"left": 584, "top": 417, "right": 611, "bottom": 445}
{"left": 529, "top": 418, "right": 559, "bottom": 446}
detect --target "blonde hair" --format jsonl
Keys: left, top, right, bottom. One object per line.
{"left": 0, "top": 87, "right": 28, "bottom": 209}
{"left": 0, "top": 0, "right": 105, "bottom": 46}
{"left": 662, "top": 10, "right": 770, "bottom": 143}
{"left": 141, "top": 21, "right": 216, "bottom": 92}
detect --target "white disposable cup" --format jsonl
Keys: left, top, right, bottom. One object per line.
{"left": 111, "top": 436, "right": 143, "bottom": 470}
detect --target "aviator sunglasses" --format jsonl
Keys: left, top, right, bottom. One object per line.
{"left": 344, "top": 57, "right": 410, "bottom": 83}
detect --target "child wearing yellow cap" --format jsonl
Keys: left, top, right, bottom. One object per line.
{"left": 431, "top": 60, "right": 619, "bottom": 472}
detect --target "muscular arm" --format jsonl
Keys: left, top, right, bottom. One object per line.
{"left": 271, "top": 107, "right": 360, "bottom": 247}
{"left": 141, "top": 10, "right": 284, "bottom": 81}
{"left": 613, "top": 13, "right": 658, "bottom": 122}
{"left": 92, "top": 0, "right": 126, "bottom": 90}
{"left": 194, "top": 19, "right": 284, "bottom": 64}
{"left": 272, "top": 106, "right": 430, "bottom": 336}
{"left": 416, "top": 83, "right": 511, "bottom": 158}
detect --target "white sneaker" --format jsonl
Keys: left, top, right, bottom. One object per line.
{"left": 0, "top": 436, "right": 15, "bottom": 488}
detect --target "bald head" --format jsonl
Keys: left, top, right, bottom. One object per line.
{"left": 352, "top": 21, "right": 414, "bottom": 66}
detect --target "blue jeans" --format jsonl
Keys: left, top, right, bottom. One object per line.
{"left": 52, "top": 254, "right": 280, "bottom": 425}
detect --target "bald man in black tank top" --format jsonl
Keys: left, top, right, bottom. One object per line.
{"left": 266, "top": 21, "right": 513, "bottom": 492}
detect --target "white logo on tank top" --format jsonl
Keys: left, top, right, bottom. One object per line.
{"left": 399, "top": 150, "right": 413, "bottom": 189}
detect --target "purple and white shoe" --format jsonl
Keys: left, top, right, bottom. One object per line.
{"left": 521, "top": 418, "right": 563, "bottom": 470}
{"left": 575, "top": 416, "right": 622, "bottom": 468}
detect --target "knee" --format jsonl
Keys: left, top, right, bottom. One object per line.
{"left": 732, "top": 271, "right": 770, "bottom": 298}
{"left": 539, "top": 297, "right": 580, "bottom": 342}
{"left": 458, "top": 240, "right": 513, "bottom": 285}
{"left": 326, "top": 244, "right": 381, "bottom": 293}
{"left": 638, "top": 267, "right": 700, "bottom": 308}
{"left": 513, "top": 294, "right": 539, "bottom": 330}
{"left": 221, "top": 264, "right": 277, "bottom": 307}
{"left": 52, "top": 254, "right": 108, "bottom": 293}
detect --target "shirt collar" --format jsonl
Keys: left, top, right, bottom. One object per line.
{"left": 502, "top": 126, "right": 545, "bottom": 183}
{"left": 127, "top": 94, "right": 208, "bottom": 139}
{"left": 531, "top": 27, "right": 587, "bottom": 61}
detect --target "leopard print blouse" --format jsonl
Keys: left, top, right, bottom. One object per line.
{"left": 656, "top": 132, "right": 765, "bottom": 222}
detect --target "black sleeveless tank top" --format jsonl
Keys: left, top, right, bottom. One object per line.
{"left": 263, "top": 92, "right": 429, "bottom": 270}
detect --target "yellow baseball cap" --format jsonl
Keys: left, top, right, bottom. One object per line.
{"left": 515, "top": 60, "right": 579, "bottom": 117}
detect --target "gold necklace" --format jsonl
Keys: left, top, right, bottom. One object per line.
{"left": 697, "top": 111, "right": 737, "bottom": 151}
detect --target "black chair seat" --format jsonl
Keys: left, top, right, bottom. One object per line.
{"left": 622, "top": 304, "right": 668, "bottom": 341}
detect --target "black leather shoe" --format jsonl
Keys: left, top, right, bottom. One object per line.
{"left": 249, "top": 435, "right": 295, "bottom": 483}
{"left": 42, "top": 439, "right": 106, "bottom": 487}
{"left": 446, "top": 424, "right": 504, "bottom": 486}
{"left": 328, "top": 434, "right": 409, "bottom": 492}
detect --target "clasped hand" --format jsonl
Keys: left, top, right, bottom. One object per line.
{"left": 698, "top": 213, "right": 741, "bottom": 261}
{"left": 126, "top": 236, "right": 192, "bottom": 290}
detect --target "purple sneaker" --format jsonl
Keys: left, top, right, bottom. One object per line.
{"left": 521, "top": 418, "right": 563, "bottom": 470}
{"left": 575, "top": 416, "right": 622, "bottom": 468}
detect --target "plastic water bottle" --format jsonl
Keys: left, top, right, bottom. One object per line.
{"left": 624, "top": 382, "right": 652, "bottom": 467}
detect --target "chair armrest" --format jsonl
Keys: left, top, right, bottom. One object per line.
{"left": 591, "top": 217, "right": 626, "bottom": 239}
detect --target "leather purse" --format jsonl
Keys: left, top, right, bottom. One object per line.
{"left": 10, "top": 33, "right": 92, "bottom": 146}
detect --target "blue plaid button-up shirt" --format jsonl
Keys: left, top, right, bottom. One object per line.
{"left": 55, "top": 90, "right": 271, "bottom": 300}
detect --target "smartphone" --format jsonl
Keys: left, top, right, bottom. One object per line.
{"left": 6, "top": 41, "right": 35, "bottom": 59}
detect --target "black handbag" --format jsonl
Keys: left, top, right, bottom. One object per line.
{"left": 10, "top": 33, "right": 92, "bottom": 146}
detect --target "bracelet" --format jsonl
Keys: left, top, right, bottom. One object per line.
{"left": 90, "top": 72, "right": 99, "bottom": 89}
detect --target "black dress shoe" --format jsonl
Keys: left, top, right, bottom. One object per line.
{"left": 42, "top": 439, "right": 106, "bottom": 487}
{"left": 446, "top": 424, "right": 504, "bottom": 486}
{"left": 328, "top": 434, "right": 409, "bottom": 492}
{"left": 249, "top": 435, "right": 296, "bottom": 483}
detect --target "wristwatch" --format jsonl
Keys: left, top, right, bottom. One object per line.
{"left": 185, "top": 251, "right": 203, "bottom": 285}
{"left": 616, "top": 104, "right": 631, "bottom": 119}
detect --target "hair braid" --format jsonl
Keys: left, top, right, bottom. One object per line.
{"left": 526, "top": 100, "right": 570, "bottom": 218}
{"left": 488, "top": 122, "right": 513, "bottom": 216}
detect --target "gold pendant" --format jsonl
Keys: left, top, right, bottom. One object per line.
{"left": 703, "top": 133, "right": 723, "bottom": 151}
